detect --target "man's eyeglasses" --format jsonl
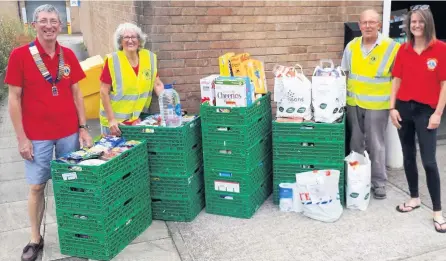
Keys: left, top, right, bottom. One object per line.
{"left": 36, "top": 20, "right": 59, "bottom": 26}
{"left": 359, "top": 21, "right": 379, "bottom": 26}
{"left": 410, "top": 5, "right": 430, "bottom": 11}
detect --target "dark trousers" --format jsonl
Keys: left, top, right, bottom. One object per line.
{"left": 396, "top": 100, "right": 442, "bottom": 211}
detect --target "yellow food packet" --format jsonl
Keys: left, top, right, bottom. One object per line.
{"left": 219, "top": 52, "right": 235, "bottom": 76}
{"left": 230, "top": 53, "right": 250, "bottom": 76}
{"left": 243, "top": 59, "right": 267, "bottom": 94}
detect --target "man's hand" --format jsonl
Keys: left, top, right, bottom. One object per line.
{"left": 109, "top": 119, "right": 122, "bottom": 136}
{"left": 79, "top": 129, "right": 93, "bottom": 148}
{"left": 18, "top": 138, "right": 34, "bottom": 161}
{"left": 390, "top": 109, "right": 402, "bottom": 129}
{"left": 427, "top": 113, "right": 441, "bottom": 130}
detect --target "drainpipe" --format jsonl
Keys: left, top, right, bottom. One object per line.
{"left": 382, "top": 0, "right": 404, "bottom": 170}
{"left": 17, "top": 1, "right": 21, "bottom": 21}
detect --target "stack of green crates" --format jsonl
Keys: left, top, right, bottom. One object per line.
{"left": 121, "top": 116, "right": 205, "bottom": 222}
{"left": 200, "top": 93, "right": 273, "bottom": 219}
{"left": 50, "top": 140, "right": 151, "bottom": 261}
{"left": 272, "top": 116, "right": 346, "bottom": 206}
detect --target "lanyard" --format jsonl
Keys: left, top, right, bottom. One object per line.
{"left": 28, "top": 41, "right": 64, "bottom": 96}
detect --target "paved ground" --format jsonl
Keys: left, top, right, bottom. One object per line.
{"left": 2, "top": 34, "right": 446, "bottom": 261}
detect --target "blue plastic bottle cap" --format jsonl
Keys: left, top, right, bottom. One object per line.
{"left": 164, "top": 84, "right": 173, "bottom": 89}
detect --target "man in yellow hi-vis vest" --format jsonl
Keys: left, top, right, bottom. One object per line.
{"left": 341, "top": 9, "right": 400, "bottom": 199}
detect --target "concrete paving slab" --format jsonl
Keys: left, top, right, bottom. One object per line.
{"left": 89, "top": 239, "right": 181, "bottom": 261}
{"left": 45, "top": 196, "right": 57, "bottom": 225}
{"left": 42, "top": 223, "right": 71, "bottom": 261}
{"left": 0, "top": 200, "right": 29, "bottom": 232}
{"left": 402, "top": 248, "right": 446, "bottom": 261}
{"left": 0, "top": 136, "right": 18, "bottom": 149}
{"left": 388, "top": 143, "right": 446, "bottom": 214}
{"left": 0, "top": 227, "right": 44, "bottom": 261}
{"left": 0, "top": 147, "right": 23, "bottom": 164}
{"left": 0, "top": 178, "right": 28, "bottom": 204}
{"left": 169, "top": 184, "right": 446, "bottom": 261}
{"left": 131, "top": 220, "right": 170, "bottom": 244}
{"left": 0, "top": 161, "right": 25, "bottom": 181}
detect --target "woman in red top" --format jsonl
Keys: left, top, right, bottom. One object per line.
{"left": 390, "top": 5, "right": 446, "bottom": 233}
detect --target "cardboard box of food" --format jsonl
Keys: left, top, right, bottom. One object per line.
{"left": 214, "top": 76, "right": 254, "bottom": 107}
{"left": 243, "top": 59, "right": 267, "bottom": 94}
{"left": 219, "top": 52, "right": 235, "bottom": 76}
{"left": 230, "top": 53, "right": 250, "bottom": 76}
{"left": 200, "top": 74, "right": 219, "bottom": 106}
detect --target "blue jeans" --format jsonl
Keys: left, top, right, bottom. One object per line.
{"left": 396, "top": 100, "right": 441, "bottom": 211}
{"left": 25, "top": 132, "right": 80, "bottom": 185}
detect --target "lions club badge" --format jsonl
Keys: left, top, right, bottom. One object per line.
{"left": 427, "top": 58, "right": 437, "bottom": 71}
{"left": 63, "top": 64, "right": 71, "bottom": 78}
{"left": 143, "top": 69, "right": 151, "bottom": 80}
{"left": 369, "top": 55, "right": 378, "bottom": 64}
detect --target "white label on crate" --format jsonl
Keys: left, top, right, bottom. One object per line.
{"left": 62, "top": 172, "right": 78, "bottom": 181}
{"left": 214, "top": 180, "right": 240, "bottom": 193}
{"left": 143, "top": 128, "right": 155, "bottom": 133}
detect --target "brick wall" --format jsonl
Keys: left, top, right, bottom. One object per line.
{"left": 79, "top": 0, "right": 139, "bottom": 57}
{"left": 0, "top": 1, "right": 20, "bottom": 21}
{"left": 80, "top": 0, "right": 383, "bottom": 114}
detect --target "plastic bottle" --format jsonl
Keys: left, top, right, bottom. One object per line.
{"left": 159, "top": 83, "right": 182, "bottom": 127}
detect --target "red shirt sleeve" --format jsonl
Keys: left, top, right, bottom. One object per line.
{"left": 391, "top": 44, "right": 404, "bottom": 79}
{"left": 437, "top": 42, "right": 446, "bottom": 82}
{"left": 4, "top": 48, "right": 24, "bottom": 87}
{"left": 100, "top": 58, "right": 112, "bottom": 84}
{"left": 64, "top": 48, "right": 86, "bottom": 84}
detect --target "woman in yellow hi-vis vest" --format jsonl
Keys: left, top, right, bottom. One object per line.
{"left": 341, "top": 9, "right": 400, "bottom": 200}
{"left": 99, "top": 23, "right": 164, "bottom": 136}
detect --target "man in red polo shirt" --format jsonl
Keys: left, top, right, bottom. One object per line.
{"left": 4, "top": 4, "right": 92, "bottom": 261}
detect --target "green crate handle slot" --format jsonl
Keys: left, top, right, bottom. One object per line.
{"left": 215, "top": 115, "right": 265, "bottom": 132}
{"left": 217, "top": 137, "right": 266, "bottom": 155}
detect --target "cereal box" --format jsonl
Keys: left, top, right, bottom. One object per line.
{"left": 243, "top": 59, "right": 267, "bottom": 94}
{"left": 215, "top": 76, "right": 254, "bottom": 107}
{"left": 230, "top": 53, "right": 250, "bottom": 76}
{"left": 200, "top": 74, "right": 219, "bottom": 106}
{"left": 219, "top": 52, "right": 235, "bottom": 76}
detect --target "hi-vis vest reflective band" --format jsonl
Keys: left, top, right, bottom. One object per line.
{"left": 99, "top": 49, "right": 157, "bottom": 127}
{"left": 347, "top": 37, "right": 400, "bottom": 110}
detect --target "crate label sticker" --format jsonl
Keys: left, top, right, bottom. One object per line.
{"left": 218, "top": 172, "right": 233, "bottom": 177}
{"left": 143, "top": 128, "right": 155, "bottom": 133}
{"left": 214, "top": 180, "right": 240, "bottom": 193}
{"left": 62, "top": 172, "right": 78, "bottom": 181}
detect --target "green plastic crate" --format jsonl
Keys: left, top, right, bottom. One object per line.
{"left": 51, "top": 140, "right": 148, "bottom": 186}
{"left": 204, "top": 153, "right": 272, "bottom": 195}
{"left": 205, "top": 174, "right": 272, "bottom": 219}
{"left": 273, "top": 140, "right": 344, "bottom": 164}
{"left": 201, "top": 111, "right": 272, "bottom": 148}
{"left": 150, "top": 166, "right": 204, "bottom": 200}
{"left": 58, "top": 205, "right": 152, "bottom": 261}
{"left": 200, "top": 92, "right": 271, "bottom": 126}
{"left": 120, "top": 116, "right": 201, "bottom": 153}
{"left": 148, "top": 145, "right": 202, "bottom": 175}
{"left": 152, "top": 188, "right": 205, "bottom": 222}
{"left": 203, "top": 133, "right": 272, "bottom": 171}
{"left": 53, "top": 162, "right": 149, "bottom": 214}
{"left": 272, "top": 115, "right": 345, "bottom": 143}
{"left": 55, "top": 189, "right": 150, "bottom": 234}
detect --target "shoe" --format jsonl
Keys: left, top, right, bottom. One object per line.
{"left": 433, "top": 218, "right": 446, "bottom": 233}
{"left": 21, "top": 236, "right": 44, "bottom": 261}
{"left": 396, "top": 203, "right": 421, "bottom": 213}
{"left": 372, "top": 186, "right": 386, "bottom": 199}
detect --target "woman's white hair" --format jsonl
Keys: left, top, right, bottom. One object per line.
{"left": 113, "top": 22, "right": 147, "bottom": 51}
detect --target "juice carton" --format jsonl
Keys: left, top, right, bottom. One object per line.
{"left": 219, "top": 52, "right": 235, "bottom": 76}
{"left": 230, "top": 53, "right": 250, "bottom": 76}
{"left": 215, "top": 76, "right": 254, "bottom": 107}
{"left": 200, "top": 74, "right": 219, "bottom": 106}
{"left": 243, "top": 59, "right": 267, "bottom": 94}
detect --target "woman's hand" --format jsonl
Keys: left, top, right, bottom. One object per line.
{"left": 109, "top": 119, "right": 122, "bottom": 136}
{"left": 390, "top": 109, "right": 402, "bottom": 129}
{"left": 427, "top": 113, "right": 441, "bottom": 130}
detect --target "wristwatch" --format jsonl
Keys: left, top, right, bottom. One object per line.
{"left": 79, "top": 124, "right": 89, "bottom": 130}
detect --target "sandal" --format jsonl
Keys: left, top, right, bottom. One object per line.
{"left": 396, "top": 203, "right": 421, "bottom": 213}
{"left": 433, "top": 219, "right": 446, "bottom": 233}
{"left": 21, "top": 236, "right": 44, "bottom": 261}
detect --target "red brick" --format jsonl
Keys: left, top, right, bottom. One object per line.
{"left": 157, "top": 68, "right": 174, "bottom": 77}
{"left": 210, "top": 41, "right": 241, "bottom": 49}
{"left": 232, "top": 8, "right": 255, "bottom": 15}
{"left": 218, "top": 1, "right": 243, "bottom": 7}
{"left": 265, "top": 1, "right": 290, "bottom": 7}
{"left": 243, "top": 1, "right": 265, "bottom": 7}
{"left": 169, "top": 1, "right": 195, "bottom": 7}
{"left": 220, "top": 16, "right": 244, "bottom": 24}
{"left": 183, "top": 25, "right": 208, "bottom": 33}
{"left": 145, "top": 16, "right": 171, "bottom": 25}
{"left": 288, "top": 46, "right": 307, "bottom": 54}
{"left": 348, "top": 15, "right": 361, "bottom": 21}
{"left": 207, "top": 24, "right": 232, "bottom": 32}
{"left": 158, "top": 59, "right": 185, "bottom": 69}
{"left": 198, "top": 17, "right": 221, "bottom": 24}
{"left": 197, "top": 33, "right": 222, "bottom": 41}
{"left": 307, "top": 45, "right": 328, "bottom": 53}
{"left": 197, "top": 50, "right": 221, "bottom": 58}
{"left": 151, "top": 25, "right": 183, "bottom": 33}
{"left": 184, "top": 42, "right": 211, "bottom": 50}
{"left": 185, "top": 59, "right": 213, "bottom": 67}
{"left": 244, "top": 16, "right": 267, "bottom": 23}
{"left": 173, "top": 67, "right": 200, "bottom": 76}
{"left": 232, "top": 24, "right": 255, "bottom": 32}
{"left": 152, "top": 42, "right": 184, "bottom": 51}
{"left": 266, "top": 47, "right": 289, "bottom": 55}
{"left": 195, "top": 1, "right": 220, "bottom": 7}
{"left": 300, "top": 15, "right": 329, "bottom": 23}
{"left": 171, "top": 33, "right": 198, "bottom": 42}
{"left": 329, "top": 15, "right": 343, "bottom": 22}
{"left": 255, "top": 24, "right": 276, "bottom": 32}
{"left": 327, "top": 44, "right": 344, "bottom": 52}
{"left": 198, "top": 66, "right": 219, "bottom": 75}
{"left": 207, "top": 8, "right": 233, "bottom": 16}
{"left": 153, "top": 7, "right": 182, "bottom": 16}
{"left": 317, "top": 7, "right": 335, "bottom": 15}
{"left": 171, "top": 16, "right": 196, "bottom": 25}
{"left": 171, "top": 51, "right": 199, "bottom": 59}
{"left": 265, "top": 31, "right": 290, "bottom": 40}
{"left": 182, "top": 7, "right": 208, "bottom": 16}
{"left": 150, "top": 34, "right": 171, "bottom": 43}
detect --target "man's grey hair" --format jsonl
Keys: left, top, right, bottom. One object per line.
{"left": 113, "top": 23, "right": 147, "bottom": 51}
{"left": 33, "top": 4, "right": 61, "bottom": 23}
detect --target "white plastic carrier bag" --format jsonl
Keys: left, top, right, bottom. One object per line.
{"left": 294, "top": 169, "right": 343, "bottom": 222}
{"left": 345, "top": 151, "right": 372, "bottom": 211}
